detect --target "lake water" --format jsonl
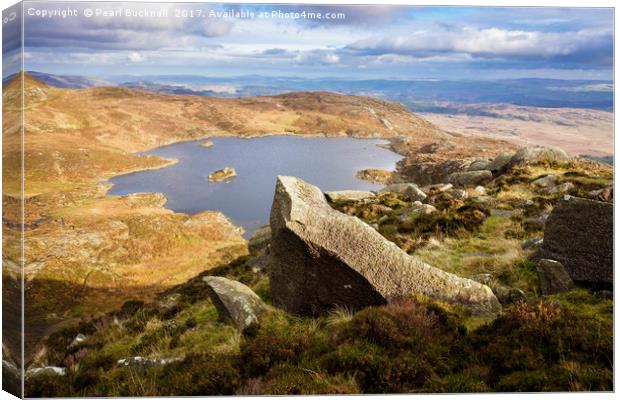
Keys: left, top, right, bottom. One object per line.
{"left": 108, "top": 136, "right": 402, "bottom": 237}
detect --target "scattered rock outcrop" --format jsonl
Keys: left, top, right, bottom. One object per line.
{"left": 446, "top": 170, "right": 493, "bottom": 187}
{"left": 269, "top": 176, "right": 501, "bottom": 317}
{"left": 203, "top": 276, "right": 268, "bottom": 331}
{"left": 325, "top": 190, "right": 376, "bottom": 203}
{"left": 208, "top": 167, "right": 237, "bottom": 182}
{"left": 534, "top": 196, "right": 612, "bottom": 286}
{"left": 536, "top": 259, "right": 575, "bottom": 295}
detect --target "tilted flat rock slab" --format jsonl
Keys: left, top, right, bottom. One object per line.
{"left": 269, "top": 176, "right": 501, "bottom": 317}
{"left": 534, "top": 196, "right": 612, "bottom": 285}
{"left": 203, "top": 276, "right": 267, "bottom": 330}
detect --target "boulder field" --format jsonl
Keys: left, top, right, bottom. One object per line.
{"left": 268, "top": 176, "right": 502, "bottom": 317}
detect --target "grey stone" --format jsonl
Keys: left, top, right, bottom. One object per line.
{"left": 269, "top": 176, "right": 501, "bottom": 317}
{"left": 397, "top": 203, "right": 437, "bottom": 222}
{"left": 422, "top": 183, "right": 453, "bottom": 193}
{"left": 248, "top": 225, "right": 271, "bottom": 255}
{"left": 492, "top": 286, "right": 527, "bottom": 305}
{"left": 469, "top": 274, "right": 527, "bottom": 305}
{"left": 447, "top": 188, "right": 469, "bottom": 200}
{"left": 532, "top": 175, "right": 557, "bottom": 188}
{"left": 522, "top": 237, "right": 544, "bottom": 250}
{"left": 473, "top": 186, "right": 486, "bottom": 195}
{"left": 510, "top": 146, "right": 570, "bottom": 167}
{"left": 534, "top": 196, "right": 612, "bottom": 285}
{"left": 25, "top": 366, "right": 66, "bottom": 381}
{"left": 468, "top": 159, "right": 492, "bottom": 171}
{"left": 446, "top": 170, "right": 493, "bottom": 187}
{"left": 379, "top": 183, "right": 427, "bottom": 202}
{"left": 69, "top": 333, "right": 87, "bottom": 348}
{"left": 487, "top": 152, "right": 515, "bottom": 174}
{"left": 325, "top": 190, "right": 376, "bottom": 202}
{"left": 589, "top": 187, "right": 613, "bottom": 202}
{"left": 545, "top": 182, "right": 575, "bottom": 195}
{"left": 536, "top": 259, "right": 575, "bottom": 295}
{"left": 117, "top": 356, "right": 182, "bottom": 370}
{"left": 203, "top": 276, "right": 267, "bottom": 330}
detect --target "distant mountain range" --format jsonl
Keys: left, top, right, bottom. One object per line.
{"left": 7, "top": 71, "right": 614, "bottom": 112}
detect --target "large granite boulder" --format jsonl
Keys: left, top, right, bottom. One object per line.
{"left": 446, "top": 170, "right": 493, "bottom": 187}
{"left": 269, "top": 176, "right": 501, "bottom": 317}
{"left": 533, "top": 196, "right": 612, "bottom": 286}
{"left": 203, "top": 276, "right": 268, "bottom": 330}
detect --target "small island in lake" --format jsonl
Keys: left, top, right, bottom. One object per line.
{"left": 208, "top": 167, "right": 237, "bottom": 182}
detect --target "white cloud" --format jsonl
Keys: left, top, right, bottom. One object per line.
{"left": 128, "top": 52, "right": 146, "bottom": 63}
{"left": 346, "top": 26, "right": 612, "bottom": 63}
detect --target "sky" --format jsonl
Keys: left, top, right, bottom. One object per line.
{"left": 3, "top": 1, "right": 615, "bottom": 80}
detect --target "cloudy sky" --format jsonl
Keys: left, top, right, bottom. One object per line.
{"left": 9, "top": 2, "right": 615, "bottom": 80}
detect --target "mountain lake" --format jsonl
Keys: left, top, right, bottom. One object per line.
{"left": 108, "top": 136, "right": 403, "bottom": 237}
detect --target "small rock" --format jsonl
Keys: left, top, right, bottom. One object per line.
{"left": 446, "top": 170, "right": 493, "bottom": 187}
{"left": 378, "top": 183, "right": 426, "bottom": 202}
{"left": 447, "top": 189, "right": 468, "bottom": 200}
{"left": 325, "top": 190, "right": 376, "bottom": 202}
{"left": 203, "top": 276, "right": 268, "bottom": 331}
{"left": 201, "top": 140, "right": 214, "bottom": 148}
{"left": 523, "top": 213, "right": 549, "bottom": 231}
{"left": 208, "top": 167, "right": 237, "bottom": 183}
{"left": 521, "top": 237, "right": 543, "bottom": 250}
{"left": 397, "top": 204, "right": 437, "bottom": 222}
{"left": 422, "top": 183, "right": 453, "bottom": 193}
{"left": 69, "top": 333, "right": 87, "bottom": 348}
{"left": 589, "top": 186, "right": 613, "bottom": 202}
{"left": 493, "top": 286, "right": 527, "bottom": 305}
{"left": 487, "top": 152, "right": 515, "bottom": 174}
{"left": 545, "top": 182, "right": 575, "bottom": 194}
{"left": 468, "top": 159, "right": 492, "bottom": 171}
{"left": 25, "top": 366, "right": 66, "bottom": 380}
{"left": 532, "top": 175, "right": 557, "bottom": 188}
{"left": 473, "top": 186, "right": 486, "bottom": 195}
{"left": 117, "top": 356, "right": 182, "bottom": 370}
{"left": 248, "top": 225, "right": 271, "bottom": 255}
{"left": 355, "top": 168, "right": 398, "bottom": 184}
{"left": 536, "top": 259, "right": 575, "bottom": 295}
